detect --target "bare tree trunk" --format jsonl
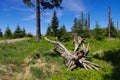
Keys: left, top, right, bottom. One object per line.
{"left": 36, "top": 0, "right": 41, "bottom": 41}
{"left": 81, "top": 11, "right": 84, "bottom": 27}
{"left": 108, "top": 6, "right": 111, "bottom": 38}
{"left": 88, "top": 12, "right": 90, "bottom": 32}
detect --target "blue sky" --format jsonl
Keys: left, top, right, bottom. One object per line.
{"left": 0, "top": 0, "right": 120, "bottom": 35}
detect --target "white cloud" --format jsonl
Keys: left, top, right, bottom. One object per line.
{"left": 10, "top": 7, "right": 34, "bottom": 12}
{"left": 41, "top": 12, "right": 52, "bottom": 23}
{"left": 23, "top": 13, "right": 36, "bottom": 21}
{"left": 62, "top": 0, "right": 86, "bottom": 12}
{"left": 44, "top": 17, "right": 51, "bottom": 23}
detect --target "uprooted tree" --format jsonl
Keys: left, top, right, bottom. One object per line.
{"left": 45, "top": 36, "right": 100, "bottom": 70}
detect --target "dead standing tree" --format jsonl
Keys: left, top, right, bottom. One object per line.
{"left": 108, "top": 6, "right": 111, "bottom": 38}
{"left": 45, "top": 36, "right": 100, "bottom": 70}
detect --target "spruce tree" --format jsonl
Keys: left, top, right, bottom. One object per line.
{"left": 71, "top": 17, "right": 78, "bottom": 33}
{"left": 46, "top": 25, "right": 52, "bottom": 36}
{"left": 83, "top": 26, "right": 90, "bottom": 38}
{"left": 13, "top": 25, "right": 23, "bottom": 38}
{"left": 71, "top": 17, "right": 83, "bottom": 36}
{"left": 94, "top": 22, "right": 104, "bottom": 40}
{"left": 77, "top": 19, "right": 83, "bottom": 36}
{"left": 4, "top": 26, "right": 12, "bottom": 39}
{"left": 51, "top": 11, "right": 59, "bottom": 37}
{"left": 23, "top": 0, "right": 63, "bottom": 41}
{"left": 0, "top": 29, "right": 3, "bottom": 37}
{"left": 58, "top": 25, "right": 67, "bottom": 38}
{"left": 22, "top": 28, "right": 26, "bottom": 37}
{"left": 60, "top": 25, "right": 67, "bottom": 34}
{"left": 82, "top": 18, "right": 90, "bottom": 38}
{"left": 58, "top": 25, "right": 69, "bottom": 41}
{"left": 109, "top": 21, "right": 117, "bottom": 38}
{"left": 71, "top": 11, "right": 91, "bottom": 38}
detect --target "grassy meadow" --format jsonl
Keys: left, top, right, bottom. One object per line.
{"left": 0, "top": 37, "right": 120, "bottom": 80}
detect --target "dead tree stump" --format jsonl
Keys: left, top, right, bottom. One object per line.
{"left": 45, "top": 36, "right": 100, "bottom": 70}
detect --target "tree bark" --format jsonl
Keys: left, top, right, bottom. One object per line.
{"left": 36, "top": 0, "right": 41, "bottom": 41}
{"left": 88, "top": 12, "right": 90, "bottom": 32}
{"left": 81, "top": 11, "right": 84, "bottom": 26}
{"left": 108, "top": 6, "right": 111, "bottom": 38}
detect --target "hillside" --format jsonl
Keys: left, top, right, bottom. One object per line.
{"left": 0, "top": 38, "right": 120, "bottom": 80}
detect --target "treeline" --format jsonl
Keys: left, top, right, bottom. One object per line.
{"left": 71, "top": 12, "right": 119, "bottom": 40}
{"left": 0, "top": 25, "right": 33, "bottom": 39}
{"left": 46, "top": 10, "right": 120, "bottom": 41}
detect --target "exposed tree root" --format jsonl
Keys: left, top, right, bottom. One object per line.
{"left": 45, "top": 36, "right": 101, "bottom": 70}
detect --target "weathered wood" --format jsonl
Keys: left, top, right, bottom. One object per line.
{"left": 108, "top": 6, "right": 111, "bottom": 38}
{"left": 45, "top": 37, "right": 73, "bottom": 60}
{"left": 45, "top": 37, "right": 100, "bottom": 70}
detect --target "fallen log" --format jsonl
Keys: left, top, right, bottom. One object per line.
{"left": 45, "top": 37, "right": 100, "bottom": 70}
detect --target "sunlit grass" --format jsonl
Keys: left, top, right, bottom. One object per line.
{"left": 0, "top": 38, "right": 120, "bottom": 80}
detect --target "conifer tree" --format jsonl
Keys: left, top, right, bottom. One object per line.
{"left": 4, "top": 26, "right": 12, "bottom": 39}
{"left": 13, "top": 25, "right": 23, "bottom": 38}
{"left": 94, "top": 22, "right": 105, "bottom": 40}
{"left": 71, "top": 17, "right": 78, "bottom": 33}
{"left": 22, "top": 28, "right": 26, "bottom": 37}
{"left": 59, "top": 25, "right": 67, "bottom": 34}
{"left": 71, "top": 17, "right": 83, "bottom": 36}
{"left": 51, "top": 11, "right": 59, "bottom": 37}
{"left": 0, "top": 29, "right": 3, "bottom": 37}
{"left": 58, "top": 25, "right": 69, "bottom": 41}
{"left": 58, "top": 25, "right": 67, "bottom": 37}
{"left": 23, "top": 0, "right": 63, "bottom": 41}
{"left": 46, "top": 25, "right": 52, "bottom": 36}
{"left": 109, "top": 21, "right": 117, "bottom": 38}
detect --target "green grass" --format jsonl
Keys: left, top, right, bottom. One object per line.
{"left": 0, "top": 38, "right": 52, "bottom": 65}
{"left": 49, "top": 38, "right": 120, "bottom": 80}
{"left": 0, "top": 40, "right": 35, "bottom": 64}
{"left": 0, "top": 38, "right": 120, "bottom": 80}
{"left": 87, "top": 38, "right": 120, "bottom": 54}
